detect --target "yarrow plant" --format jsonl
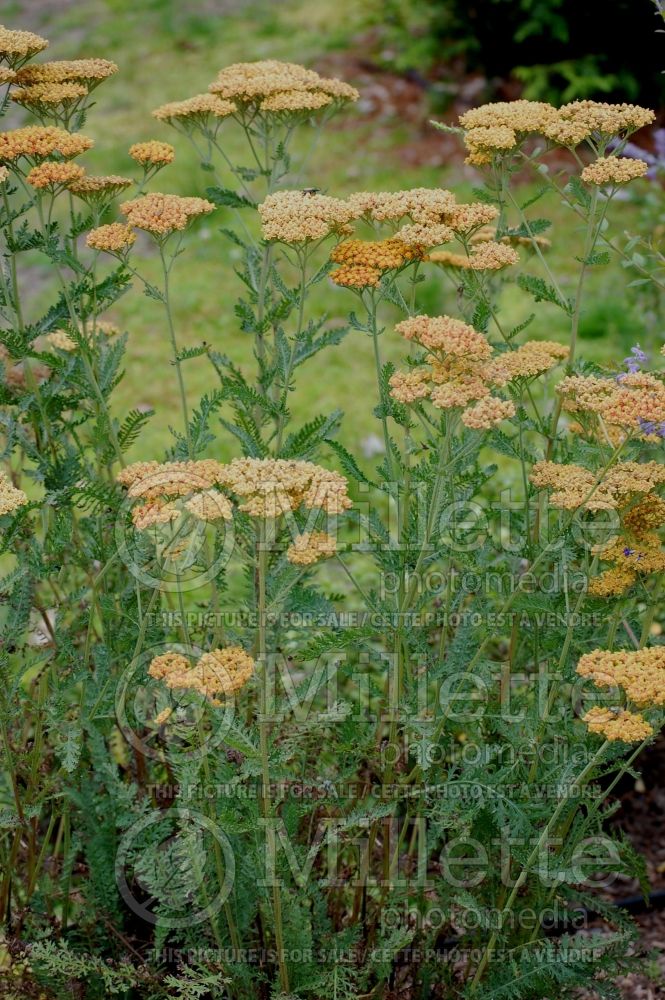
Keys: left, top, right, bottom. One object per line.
{"left": 0, "top": 20, "right": 664, "bottom": 1000}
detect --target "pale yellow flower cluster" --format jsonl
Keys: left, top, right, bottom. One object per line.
{"left": 468, "top": 241, "right": 520, "bottom": 270}
{"left": 0, "top": 125, "right": 93, "bottom": 161}
{"left": 153, "top": 93, "right": 236, "bottom": 124}
{"left": 397, "top": 222, "right": 453, "bottom": 248}
{"left": 45, "top": 329, "right": 76, "bottom": 351}
{"left": 530, "top": 460, "right": 665, "bottom": 511}
{"left": 0, "top": 470, "right": 28, "bottom": 515}
{"left": 128, "top": 140, "right": 175, "bottom": 166}
{"left": 458, "top": 99, "right": 655, "bottom": 163}
{"left": 260, "top": 90, "right": 332, "bottom": 112}
{"left": 149, "top": 646, "right": 254, "bottom": 703}
{"left": 429, "top": 240, "right": 521, "bottom": 271}
{"left": 120, "top": 192, "right": 214, "bottom": 236}
{"left": 0, "top": 68, "right": 15, "bottom": 84}
{"left": 0, "top": 25, "right": 48, "bottom": 66}
{"left": 118, "top": 457, "right": 350, "bottom": 524}
{"left": 26, "top": 160, "right": 85, "bottom": 190}
{"left": 208, "top": 60, "right": 358, "bottom": 109}
{"left": 14, "top": 59, "right": 117, "bottom": 85}
{"left": 347, "top": 187, "right": 456, "bottom": 224}
{"left": 545, "top": 101, "right": 655, "bottom": 144}
{"left": 259, "top": 190, "right": 358, "bottom": 243}
{"left": 12, "top": 81, "right": 88, "bottom": 109}
{"left": 330, "top": 238, "right": 424, "bottom": 287}
{"left": 578, "top": 646, "right": 665, "bottom": 710}
{"left": 86, "top": 223, "right": 136, "bottom": 253}
{"left": 220, "top": 457, "right": 352, "bottom": 518}
{"left": 464, "top": 125, "right": 518, "bottom": 163}
{"left": 287, "top": 531, "right": 337, "bottom": 565}
{"left": 69, "top": 174, "right": 133, "bottom": 204}
{"left": 581, "top": 156, "right": 649, "bottom": 186}
{"left": 583, "top": 706, "right": 653, "bottom": 743}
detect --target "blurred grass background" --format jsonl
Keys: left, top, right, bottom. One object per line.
{"left": 6, "top": 0, "right": 660, "bottom": 459}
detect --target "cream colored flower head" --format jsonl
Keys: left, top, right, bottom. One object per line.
{"left": 581, "top": 156, "right": 648, "bottom": 186}
{"left": 0, "top": 25, "right": 48, "bottom": 67}
{"left": 153, "top": 93, "right": 236, "bottom": 124}
{"left": 14, "top": 58, "right": 117, "bottom": 86}
{"left": 208, "top": 60, "right": 358, "bottom": 111}
{"left": 219, "top": 457, "right": 352, "bottom": 518}
{"left": 259, "top": 190, "right": 359, "bottom": 243}
{"left": 0, "top": 470, "right": 28, "bottom": 515}
{"left": 12, "top": 81, "right": 88, "bottom": 110}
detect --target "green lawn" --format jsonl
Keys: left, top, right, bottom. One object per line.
{"left": 7, "top": 0, "right": 656, "bottom": 461}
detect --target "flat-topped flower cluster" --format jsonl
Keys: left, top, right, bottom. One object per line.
{"left": 117, "top": 458, "right": 351, "bottom": 558}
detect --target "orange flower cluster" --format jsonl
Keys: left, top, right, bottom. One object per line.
{"left": 117, "top": 457, "right": 350, "bottom": 524}
{"left": 589, "top": 494, "right": 665, "bottom": 597}
{"left": 86, "top": 223, "right": 136, "bottom": 253}
{"left": 149, "top": 646, "right": 254, "bottom": 703}
{"left": 530, "top": 460, "right": 665, "bottom": 511}
{"left": 128, "top": 140, "right": 175, "bottom": 166}
{"left": 330, "top": 238, "right": 424, "bottom": 288}
{"left": 0, "top": 125, "right": 93, "bottom": 161}
{"left": 578, "top": 646, "right": 665, "bottom": 709}
{"left": 390, "top": 318, "right": 565, "bottom": 428}
{"left": 26, "top": 160, "right": 85, "bottom": 190}
{"left": 287, "top": 531, "right": 337, "bottom": 565}
{"left": 583, "top": 706, "right": 653, "bottom": 743}
{"left": 118, "top": 460, "right": 232, "bottom": 531}
{"left": 389, "top": 314, "right": 518, "bottom": 428}
{"left": 119, "top": 192, "right": 214, "bottom": 236}
{"left": 557, "top": 369, "right": 665, "bottom": 441}
{"left": 69, "top": 174, "right": 133, "bottom": 205}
